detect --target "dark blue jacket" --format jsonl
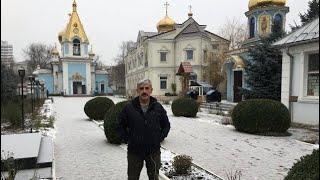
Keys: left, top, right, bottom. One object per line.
{"left": 116, "top": 96, "right": 170, "bottom": 158}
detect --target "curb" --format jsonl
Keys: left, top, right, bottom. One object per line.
{"left": 92, "top": 120, "right": 170, "bottom": 180}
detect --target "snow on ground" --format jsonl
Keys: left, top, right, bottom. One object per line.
{"left": 59, "top": 96, "right": 318, "bottom": 180}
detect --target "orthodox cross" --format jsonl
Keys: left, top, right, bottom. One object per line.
{"left": 189, "top": 5, "right": 192, "bottom": 13}
{"left": 164, "top": 2, "right": 169, "bottom": 16}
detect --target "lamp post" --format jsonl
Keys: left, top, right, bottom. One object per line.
{"left": 28, "top": 76, "right": 35, "bottom": 115}
{"left": 18, "top": 67, "right": 25, "bottom": 129}
{"left": 35, "top": 80, "right": 40, "bottom": 106}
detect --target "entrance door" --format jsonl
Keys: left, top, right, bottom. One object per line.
{"left": 73, "top": 82, "right": 82, "bottom": 94}
{"left": 233, "top": 71, "right": 243, "bottom": 102}
{"left": 101, "top": 84, "right": 105, "bottom": 93}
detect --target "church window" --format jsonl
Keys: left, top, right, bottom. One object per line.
{"left": 160, "top": 52, "right": 167, "bottom": 62}
{"left": 186, "top": 50, "right": 193, "bottom": 60}
{"left": 73, "top": 39, "right": 81, "bottom": 56}
{"left": 273, "top": 14, "right": 283, "bottom": 33}
{"left": 160, "top": 76, "right": 167, "bottom": 90}
{"left": 307, "top": 53, "right": 319, "bottom": 96}
{"left": 249, "top": 17, "right": 255, "bottom": 38}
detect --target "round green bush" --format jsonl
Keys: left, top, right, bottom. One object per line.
{"left": 171, "top": 98, "right": 198, "bottom": 117}
{"left": 231, "top": 99, "right": 291, "bottom": 134}
{"left": 84, "top": 97, "right": 115, "bottom": 120}
{"left": 285, "top": 149, "right": 319, "bottom": 180}
{"left": 104, "top": 101, "right": 129, "bottom": 144}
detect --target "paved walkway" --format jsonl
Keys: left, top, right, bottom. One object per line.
{"left": 161, "top": 104, "right": 318, "bottom": 180}
{"left": 53, "top": 97, "right": 148, "bottom": 180}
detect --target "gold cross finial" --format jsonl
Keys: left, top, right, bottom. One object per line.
{"left": 164, "top": 2, "right": 169, "bottom": 16}
{"left": 188, "top": 5, "right": 193, "bottom": 17}
{"left": 72, "top": 0, "right": 77, "bottom": 12}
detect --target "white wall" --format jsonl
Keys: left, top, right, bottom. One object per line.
{"left": 281, "top": 42, "right": 319, "bottom": 125}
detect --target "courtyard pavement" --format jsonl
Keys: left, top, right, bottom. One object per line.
{"left": 53, "top": 96, "right": 318, "bottom": 180}
{"left": 53, "top": 97, "right": 148, "bottom": 180}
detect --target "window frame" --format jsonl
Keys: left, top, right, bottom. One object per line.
{"left": 305, "top": 53, "right": 319, "bottom": 97}
{"left": 160, "top": 76, "right": 168, "bottom": 90}
{"left": 72, "top": 39, "right": 81, "bottom": 56}
{"left": 186, "top": 50, "right": 194, "bottom": 61}
{"left": 160, "top": 52, "right": 167, "bottom": 62}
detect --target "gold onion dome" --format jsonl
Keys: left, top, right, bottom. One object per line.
{"left": 58, "top": 29, "right": 65, "bottom": 43}
{"left": 157, "top": 15, "right": 175, "bottom": 33}
{"left": 249, "top": 0, "right": 286, "bottom": 10}
{"left": 157, "top": 2, "right": 175, "bottom": 33}
{"left": 52, "top": 44, "right": 59, "bottom": 56}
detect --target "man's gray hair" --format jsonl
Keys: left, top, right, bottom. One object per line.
{"left": 137, "top": 78, "right": 152, "bottom": 87}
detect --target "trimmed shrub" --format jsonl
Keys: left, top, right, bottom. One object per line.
{"left": 84, "top": 97, "right": 114, "bottom": 120}
{"left": 172, "top": 155, "right": 193, "bottom": 175}
{"left": 1, "top": 102, "right": 22, "bottom": 128}
{"left": 104, "top": 101, "right": 130, "bottom": 144}
{"left": 231, "top": 99, "right": 290, "bottom": 134}
{"left": 285, "top": 149, "right": 319, "bottom": 180}
{"left": 171, "top": 98, "right": 198, "bottom": 117}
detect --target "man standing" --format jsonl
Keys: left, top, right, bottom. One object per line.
{"left": 117, "top": 79, "right": 170, "bottom": 180}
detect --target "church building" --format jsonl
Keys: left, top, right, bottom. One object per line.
{"left": 33, "top": 0, "right": 112, "bottom": 96}
{"left": 125, "top": 3, "right": 230, "bottom": 97}
{"left": 224, "top": 0, "right": 289, "bottom": 102}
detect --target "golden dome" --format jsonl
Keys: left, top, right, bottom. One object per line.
{"left": 249, "top": 0, "right": 286, "bottom": 10}
{"left": 58, "top": 29, "right": 65, "bottom": 43}
{"left": 157, "top": 15, "right": 175, "bottom": 33}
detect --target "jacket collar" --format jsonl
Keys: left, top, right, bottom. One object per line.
{"left": 132, "top": 96, "right": 157, "bottom": 110}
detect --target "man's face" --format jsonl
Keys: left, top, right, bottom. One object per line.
{"left": 137, "top": 83, "right": 153, "bottom": 101}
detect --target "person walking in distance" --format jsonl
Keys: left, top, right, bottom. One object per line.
{"left": 117, "top": 79, "right": 171, "bottom": 180}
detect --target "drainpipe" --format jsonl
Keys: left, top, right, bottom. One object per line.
{"left": 286, "top": 46, "right": 294, "bottom": 122}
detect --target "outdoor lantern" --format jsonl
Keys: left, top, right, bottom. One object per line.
{"left": 18, "top": 67, "right": 26, "bottom": 129}
{"left": 28, "top": 75, "right": 35, "bottom": 115}
{"left": 18, "top": 67, "right": 25, "bottom": 78}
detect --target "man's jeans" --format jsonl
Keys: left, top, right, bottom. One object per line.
{"left": 127, "top": 150, "right": 161, "bottom": 180}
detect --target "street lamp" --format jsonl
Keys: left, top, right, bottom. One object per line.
{"left": 28, "top": 76, "right": 35, "bottom": 115}
{"left": 18, "top": 67, "right": 25, "bottom": 129}
{"left": 35, "top": 80, "right": 40, "bottom": 106}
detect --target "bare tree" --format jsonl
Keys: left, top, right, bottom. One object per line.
{"left": 23, "top": 43, "right": 54, "bottom": 74}
{"left": 218, "top": 17, "right": 248, "bottom": 50}
{"left": 110, "top": 41, "right": 135, "bottom": 95}
{"left": 203, "top": 44, "right": 229, "bottom": 88}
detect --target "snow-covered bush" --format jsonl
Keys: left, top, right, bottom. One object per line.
{"left": 285, "top": 149, "right": 319, "bottom": 180}
{"left": 172, "top": 155, "right": 193, "bottom": 175}
{"left": 171, "top": 98, "right": 198, "bottom": 117}
{"left": 231, "top": 99, "right": 290, "bottom": 134}
{"left": 104, "top": 101, "right": 129, "bottom": 144}
{"left": 84, "top": 97, "right": 114, "bottom": 120}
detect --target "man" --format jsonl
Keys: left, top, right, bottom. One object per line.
{"left": 117, "top": 79, "right": 170, "bottom": 180}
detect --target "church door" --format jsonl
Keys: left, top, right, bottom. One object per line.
{"left": 101, "top": 84, "right": 105, "bottom": 93}
{"left": 73, "top": 82, "right": 82, "bottom": 94}
{"left": 233, "top": 71, "right": 243, "bottom": 102}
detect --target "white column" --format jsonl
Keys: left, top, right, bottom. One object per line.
{"left": 63, "top": 62, "right": 69, "bottom": 95}
{"left": 86, "top": 62, "right": 91, "bottom": 95}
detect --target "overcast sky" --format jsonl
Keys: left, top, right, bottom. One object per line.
{"left": 1, "top": 0, "right": 310, "bottom": 65}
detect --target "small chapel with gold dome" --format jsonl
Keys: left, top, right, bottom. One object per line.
{"left": 224, "top": 0, "right": 289, "bottom": 102}
{"left": 33, "top": 0, "right": 112, "bottom": 96}
{"left": 125, "top": 2, "right": 230, "bottom": 97}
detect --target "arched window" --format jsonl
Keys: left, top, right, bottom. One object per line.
{"left": 73, "top": 39, "right": 81, "bottom": 56}
{"left": 273, "top": 14, "right": 283, "bottom": 33}
{"left": 249, "top": 17, "right": 255, "bottom": 38}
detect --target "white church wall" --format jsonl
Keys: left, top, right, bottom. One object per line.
{"left": 281, "top": 42, "right": 319, "bottom": 125}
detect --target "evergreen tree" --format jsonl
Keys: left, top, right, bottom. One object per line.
{"left": 240, "top": 25, "right": 284, "bottom": 101}
{"left": 1, "top": 64, "right": 19, "bottom": 105}
{"left": 299, "top": 0, "right": 319, "bottom": 24}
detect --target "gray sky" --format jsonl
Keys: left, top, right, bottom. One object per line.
{"left": 1, "top": 0, "right": 309, "bottom": 65}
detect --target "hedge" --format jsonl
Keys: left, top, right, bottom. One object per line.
{"left": 84, "top": 97, "right": 114, "bottom": 120}
{"left": 171, "top": 98, "right": 198, "bottom": 117}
